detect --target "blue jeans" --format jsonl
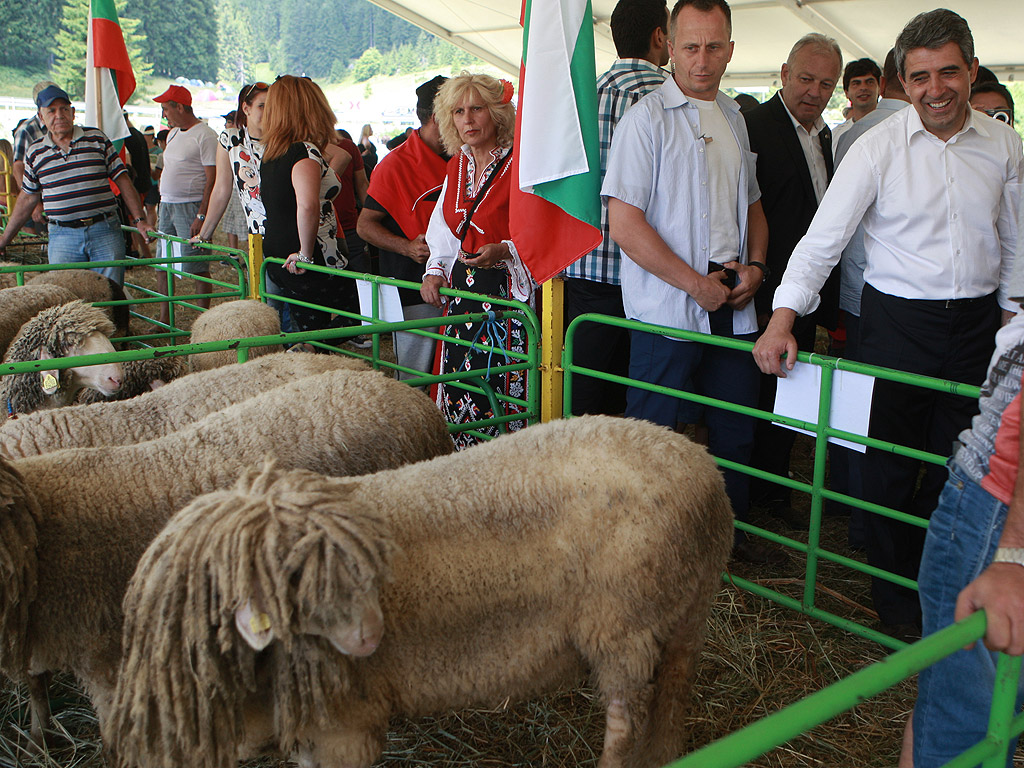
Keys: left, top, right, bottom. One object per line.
{"left": 913, "top": 463, "right": 1024, "bottom": 767}
{"left": 626, "top": 307, "right": 759, "bottom": 527}
{"left": 47, "top": 214, "right": 125, "bottom": 284}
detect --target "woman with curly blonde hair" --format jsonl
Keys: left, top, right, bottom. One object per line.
{"left": 259, "top": 75, "right": 357, "bottom": 341}
{"left": 420, "top": 72, "right": 535, "bottom": 449}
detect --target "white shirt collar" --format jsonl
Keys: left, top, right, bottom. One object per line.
{"left": 905, "top": 102, "right": 986, "bottom": 143}
{"left": 783, "top": 101, "right": 825, "bottom": 137}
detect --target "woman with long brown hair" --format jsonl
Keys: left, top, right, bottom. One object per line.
{"left": 420, "top": 72, "right": 534, "bottom": 448}
{"left": 258, "top": 75, "right": 355, "bottom": 337}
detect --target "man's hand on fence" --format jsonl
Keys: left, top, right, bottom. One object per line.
{"left": 955, "top": 563, "right": 1024, "bottom": 655}
{"left": 752, "top": 309, "right": 799, "bottom": 377}
{"left": 137, "top": 221, "right": 157, "bottom": 243}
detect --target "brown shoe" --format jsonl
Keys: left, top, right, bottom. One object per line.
{"left": 731, "top": 538, "right": 789, "bottom": 566}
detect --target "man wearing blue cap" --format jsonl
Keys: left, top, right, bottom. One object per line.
{"left": 0, "top": 85, "right": 155, "bottom": 283}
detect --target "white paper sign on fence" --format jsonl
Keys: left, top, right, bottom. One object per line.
{"left": 356, "top": 280, "right": 404, "bottom": 325}
{"left": 773, "top": 361, "right": 874, "bottom": 452}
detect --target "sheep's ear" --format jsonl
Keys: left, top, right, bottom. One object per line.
{"left": 234, "top": 599, "right": 275, "bottom": 651}
{"left": 36, "top": 349, "right": 60, "bottom": 395}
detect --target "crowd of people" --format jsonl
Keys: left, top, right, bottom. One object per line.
{"left": 1, "top": 3, "right": 1023, "bottom": 763}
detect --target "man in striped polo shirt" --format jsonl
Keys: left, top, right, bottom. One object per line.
{"left": 0, "top": 85, "right": 154, "bottom": 284}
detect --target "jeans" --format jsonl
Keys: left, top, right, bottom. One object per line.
{"left": 47, "top": 214, "right": 125, "bottom": 284}
{"left": 913, "top": 463, "right": 1024, "bottom": 767}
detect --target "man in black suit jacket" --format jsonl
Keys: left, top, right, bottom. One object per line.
{"left": 744, "top": 33, "right": 842, "bottom": 522}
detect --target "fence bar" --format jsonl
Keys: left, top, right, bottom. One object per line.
{"left": 669, "top": 612, "right": 989, "bottom": 768}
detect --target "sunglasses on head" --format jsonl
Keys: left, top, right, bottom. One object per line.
{"left": 241, "top": 82, "right": 269, "bottom": 102}
{"left": 980, "top": 106, "right": 1013, "bottom": 124}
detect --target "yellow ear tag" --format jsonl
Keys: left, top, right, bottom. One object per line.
{"left": 42, "top": 374, "right": 58, "bottom": 392}
{"left": 250, "top": 612, "right": 272, "bottom": 634}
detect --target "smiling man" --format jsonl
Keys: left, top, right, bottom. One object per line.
{"left": 831, "top": 58, "right": 881, "bottom": 147}
{"left": 0, "top": 85, "right": 154, "bottom": 282}
{"left": 603, "top": 0, "right": 780, "bottom": 564}
{"left": 753, "top": 9, "right": 1023, "bottom": 638}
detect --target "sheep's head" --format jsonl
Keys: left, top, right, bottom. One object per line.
{"left": 107, "top": 461, "right": 394, "bottom": 768}
{"left": 3, "top": 301, "right": 121, "bottom": 410}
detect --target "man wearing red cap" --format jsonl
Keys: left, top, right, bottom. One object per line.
{"left": 153, "top": 84, "right": 217, "bottom": 325}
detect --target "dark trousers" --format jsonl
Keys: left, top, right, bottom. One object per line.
{"left": 751, "top": 314, "right": 818, "bottom": 506}
{"left": 626, "top": 307, "right": 759, "bottom": 526}
{"left": 564, "top": 277, "right": 630, "bottom": 416}
{"left": 859, "top": 284, "right": 999, "bottom": 625}
{"left": 265, "top": 262, "right": 360, "bottom": 338}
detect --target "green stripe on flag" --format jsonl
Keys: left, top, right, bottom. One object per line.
{"left": 529, "top": 0, "right": 601, "bottom": 229}
{"left": 91, "top": 0, "right": 119, "bottom": 23}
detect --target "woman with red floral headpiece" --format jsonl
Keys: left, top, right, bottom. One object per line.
{"left": 421, "top": 72, "right": 535, "bottom": 449}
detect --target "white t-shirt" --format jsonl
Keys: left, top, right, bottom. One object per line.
{"left": 159, "top": 121, "right": 218, "bottom": 203}
{"left": 691, "top": 96, "right": 741, "bottom": 265}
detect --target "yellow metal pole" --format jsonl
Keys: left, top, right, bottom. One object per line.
{"left": 540, "top": 277, "right": 565, "bottom": 423}
{"left": 247, "top": 232, "right": 263, "bottom": 300}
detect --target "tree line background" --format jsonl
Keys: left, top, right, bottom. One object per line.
{"left": 0, "top": 0, "right": 478, "bottom": 98}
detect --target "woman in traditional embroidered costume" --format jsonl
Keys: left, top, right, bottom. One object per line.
{"left": 421, "top": 73, "right": 535, "bottom": 450}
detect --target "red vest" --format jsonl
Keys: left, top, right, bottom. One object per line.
{"left": 365, "top": 129, "right": 447, "bottom": 240}
{"left": 441, "top": 150, "right": 512, "bottom": 254}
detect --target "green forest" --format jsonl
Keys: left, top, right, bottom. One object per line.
{"left": 0, "top": 0, "right": 477, "bottom": 98}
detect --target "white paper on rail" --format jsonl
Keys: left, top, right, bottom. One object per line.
{"left": 773, "top": 361, "right": 874, "bottom": 452}
{"left": 356, "top": 280, "right": 404, "bottom": 325}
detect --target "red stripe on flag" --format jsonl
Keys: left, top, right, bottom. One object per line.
{"left": 92, "top": 16, "right": 135, "bottom": 104}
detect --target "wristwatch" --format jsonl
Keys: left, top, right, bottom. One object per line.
{"left": 993, "top": 547, "right": 1024, "bottom": 567}
{"left": 748, "top": 261, "right": 770, "bottom": 282}
{"left": 196, "top": 213, "right": 206, "bottom": 221}
{"left": 131, "top": 216, "right": 145, "bottom": 225}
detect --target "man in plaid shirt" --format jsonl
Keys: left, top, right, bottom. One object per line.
{"left": 563, "top": 0, "right": 668, "bottom": 416}
{"left": 12, "top": 80, "right": 55, "bottom": 234}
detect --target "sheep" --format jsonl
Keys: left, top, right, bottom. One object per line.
{"left": 75, "top": 355, "right": 189, "bottom": 404}
{"left": 189, "top": 299, "right": 284, "bottom": 372}
{"left": 0, "top": 261, "right": 28, "bottom": 289}
{"left": 1, "top": 300, "right": 123, "bottom": 416}
{"left": 107, "top": 416, "right": 734, "bottom": 768}
{"left": 0, "top": 283, "right": 78, "bottom": 358}
{"left": 29, "top": 269, "right": 131, "bottom": 338}
{"left": 0, "top": 366, "right": 452, "bottom": 746}
{"left": 1, "top": 352, "right": 367, "bottom": 459}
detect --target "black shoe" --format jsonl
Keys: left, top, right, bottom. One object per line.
{"left": 878, "top": 622, "right": 922, "bottom": 645}
{"left": 766, "top": 504, "right": 810, "bottom": 530}
{"left": 731, "top": 538, "right": 789, "bottom": 566}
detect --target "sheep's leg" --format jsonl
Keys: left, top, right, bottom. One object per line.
{"left": 628, "top": 608, "right": 709, "bottom": 768}
{"left": 27, "top": 672, "right": 52, "bottom": 747}
{"left": 597, "top": 697, "right": 632, "bottom": 768}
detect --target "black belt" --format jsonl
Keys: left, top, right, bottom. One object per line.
{"left": 50, "top": 212, "right": 114, "bottom": 229}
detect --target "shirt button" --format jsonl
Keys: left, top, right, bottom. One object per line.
{"left": 702, "top": 213, "right": 707, "bottom": 218}
{"left": 952, "top": 213, "right": 958, "bottom": 220}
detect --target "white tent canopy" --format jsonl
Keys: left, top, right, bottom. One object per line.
{"left": 367, "top": 0, "right": 1023, "bottom": 86}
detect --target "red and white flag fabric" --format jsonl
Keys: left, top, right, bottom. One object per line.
{"left": 85, "top": 0, "right": 135, "bottom": 149}
{"left": 510, "top": 0, "right": 602, "bottom": 284}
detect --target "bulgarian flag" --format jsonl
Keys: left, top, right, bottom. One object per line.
{"left": 510, "top": 0, "right": 602, "bottom": 284}
{"left": 85, "top": 0, "right": 136, "bottom": 150}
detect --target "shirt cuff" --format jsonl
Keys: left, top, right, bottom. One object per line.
{"left": 772, "top": 283, "right": 821, "bottom": 317}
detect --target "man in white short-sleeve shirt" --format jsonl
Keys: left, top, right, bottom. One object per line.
{"left": 753, "top": 9, "right": 1023, "bottom": 634}
{"left": 153, "top": 84, "right": 217, "bottom": 324}
{"left": 603, "top": 0, "right": 776, "bottom": 564}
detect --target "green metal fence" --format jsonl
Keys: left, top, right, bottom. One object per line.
{"left": 563, "top": 313, "right": 1022, "bottom": 767}
{"left": 255, "top": 256, "right": 542, "bottom": 438}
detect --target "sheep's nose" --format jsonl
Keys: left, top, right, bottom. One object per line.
{"left": 108, "top": 375, "right": 122, "bottom": 391}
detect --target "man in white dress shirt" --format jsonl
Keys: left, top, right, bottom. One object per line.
{"left": 753, "top": 8, "right": 1023, "bottom": 636}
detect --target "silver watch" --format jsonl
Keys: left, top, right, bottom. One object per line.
{"left": 992, "top": 547, "right": 1024, "bottom": 567}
